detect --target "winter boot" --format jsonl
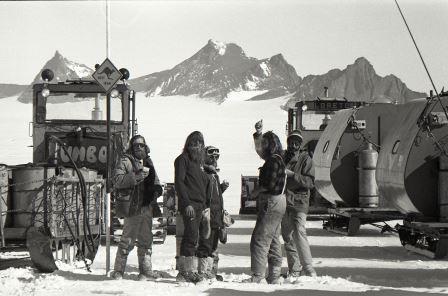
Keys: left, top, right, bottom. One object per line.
{"left": 300, "top": 265, "right": 317, "bottom": 277}
{"left": 198, "top": 257, "right": 214, "bottom": 280}
{"left": 197, "top": 257, "right": 208, "bottom": 275}
{"left": 266, "top": 264, "right": 283, "bottom": 285}
{"left": 285, "top": 270, "right": 302, "bottom": 283}
{"left": 206, "top": 257, "right": 216, "bottom": 280}
{"left": 183, "top": 256, "right": 203, "bottom": 283}
{"left": 176, "top": 256, "right": 187, "bottom": 282}
{"left": 242, "top": 274, "right": 266, "bottom": 283}
{"left": 111, "top": 247, "right": 128, "bottom": 280}
{"left": 211, "top": 255, "right": 223, "bottom": 281}
{"left": 137, "top": 253, "right": 161, "bottom": 281}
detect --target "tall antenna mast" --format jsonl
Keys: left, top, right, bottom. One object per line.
{"left": 106, "top": 0, "right": 110, "bottom": 58}
{"left": 105, "top": 0, "right": 111, "bottom": 276}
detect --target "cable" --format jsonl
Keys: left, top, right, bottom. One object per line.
{"left": 61, "top": 189, "right": 90, "bottom": 271}
{"left": 394, "top": 0, "right": 448, "bottom": 125}
{"left": 49, "top": 136, "right": 96, "bottom": 270}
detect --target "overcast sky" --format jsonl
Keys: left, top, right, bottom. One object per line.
{"left": 1, "top": 0, "right": 447, "bottom": 93}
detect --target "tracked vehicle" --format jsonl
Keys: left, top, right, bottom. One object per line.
{"left": 239, "top": 90, "right": 365, "bottom": 215}
{"left": 377, "top": 91, "right": 448, "bottom": 258}
{"left": 311, "top": 89, "right": 448, "bottom": 258}
{"left": 313, "top": 100, "right": 405, "bottom": 235}
{"left": 0, "top": 68, "right": 138, "bottom": 271}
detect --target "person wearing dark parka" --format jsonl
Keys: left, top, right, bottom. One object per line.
{"left": 174, "top": 131, "right": 211, "bottom": 283}
{"left": 196, "top": 145, "right": 229, "bottom": 281}
{"left": 111, "top": 135, "right": 163, "bottom": 281}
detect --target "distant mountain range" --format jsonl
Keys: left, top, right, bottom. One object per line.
{"left": 1, "top": 40, "right": 426, "bottom": 104}
{"left": 0, "top": 84, "right": 27, "bottom": 99}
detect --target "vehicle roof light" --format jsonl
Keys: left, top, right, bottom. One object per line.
{"left": 110, "top": 88, "right": 119, "bottom": 98}
{"left": 119, "top": 68, "right": 130, "bottom": 80}
{"left": 41, "top": 69, "right": 54, "bottom": 82}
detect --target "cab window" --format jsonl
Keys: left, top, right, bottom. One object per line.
{"left": 38, "top": 92, "right": 123, "bottom": 122}
{"left": 301, "top": 111, "right": 335, "bottom": 131}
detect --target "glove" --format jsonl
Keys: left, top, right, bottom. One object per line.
{"left": 254, "top": 119, "right": 263, "bottom": 135}
{"left": 221, "top": 180, "right": 229, "bottom": 192}
{"left": 185, "top": 205, "right": 195, "bottom": 218}
{"left": 219, "top": 228, "right": 228, "bottom": 244}
{"left": 135, "top": 166, "right": 149, "bottom": 183}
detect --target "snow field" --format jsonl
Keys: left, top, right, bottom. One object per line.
{"left": 0, "top": 93, "right": 448, "bottom": 295}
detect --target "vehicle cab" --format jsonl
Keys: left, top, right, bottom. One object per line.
{"left": 31, "top": 70, "right": 136, "bottom": 176}
{"left": 287, "top": 99, "right": 364, "bottom": 156}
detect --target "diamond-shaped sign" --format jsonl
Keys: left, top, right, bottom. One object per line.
{"left": 92, "top": 58, "right": 123, "bottom": 93}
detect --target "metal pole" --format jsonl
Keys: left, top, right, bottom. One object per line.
{"left": 132, "top": 93, "right": 136, "bottom": 136}
{"left": 105, "top": 92, "right": 111, "bottom": 275}
{"left": 105, "top": 0, "right": 111, "bottom": 276}
{"left": 0, "top": 187, "right": 5, "bottom": 248}
{"left": 106, "top": 0, "right": 110, "bottom": 59}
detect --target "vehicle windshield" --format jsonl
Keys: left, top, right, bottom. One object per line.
{"left": 301, "top": 111, "right": 335, "bottom": 131}
{"left": 45, "top": 92, "right": 123, "bottom": 121}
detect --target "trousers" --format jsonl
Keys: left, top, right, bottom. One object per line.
{"left": 282, "top": 209, "right": 313, "bottom": 272}
{"left": 250, "top": 193, "right": 286, "bottom": 277}
{"left": 114, "top": 206, "right": 153, "bottom": 273}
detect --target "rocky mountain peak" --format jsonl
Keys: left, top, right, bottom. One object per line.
{"left": 54, "top": 50, "right": 64, "bottom": 59}
{"left": 270, "top": 53, "right": 286, "bottom": 63}
{"left": 353, "top": 56, "right": 371, "bottom": 67}
{"left": 268, "top": 54, "right": 292, "bottom": 72}
{"left": 206, "top": 39, "right": 228, "bottom": 55}
{"left": 129, "top": 40, "right": 300, "bottom": 102}
{"left": 290, "top": 56, "right": 426, "bottom": 105}
{"left": 346, "top": 56, "right": 376, "bottom": 77}
{"left": 17, "top": 51, "right": 94, "bottom": 103}
{"left": 189, "top": 39, "right": 248, "bottom": 67}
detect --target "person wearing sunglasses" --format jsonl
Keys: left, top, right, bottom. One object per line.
{"left": 174, "top": 131, "right": 211, "bottom": 283}
{"left": 196, "top": 146, "right": 229, "bottom": 281}
{"left": 111, "top": 135, "right": 163, "bottom": 281}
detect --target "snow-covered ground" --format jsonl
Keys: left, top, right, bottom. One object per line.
{"left": 0, "top": 93, "right": 448, "bottom": 295}
{"left": 2, "top": 220, "right": 448, "bottom": 295}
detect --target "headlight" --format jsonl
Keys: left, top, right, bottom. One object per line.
{"left": 301, "top": 104, "right": 308, "bottom": 111}
{"left": 110, "top": 88, "right": 119, "bottom": 98}
{"left": 41, "top": 88, "right": 50, "bottom": 98}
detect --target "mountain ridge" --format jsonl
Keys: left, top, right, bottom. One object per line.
{"left": 0, "top": 41, "right": 427, "bottom": 104}
{"left": 289, "top": 56, "right": 426, "bottom": 106}
{"left": 128, "top": 39, "right": 301, "bottom": 102}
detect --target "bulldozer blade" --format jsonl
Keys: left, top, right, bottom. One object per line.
{"left": 26, "top": 227, "right": 58, "bottom": 273}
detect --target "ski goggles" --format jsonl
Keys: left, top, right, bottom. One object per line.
{"left": 206, "top": 147, "right": 220, "bottom": 158}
